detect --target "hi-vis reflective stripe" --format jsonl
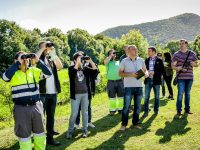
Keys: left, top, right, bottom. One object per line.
{"left": 33, "top": 132, "right": 45, "bottom": 137}
{"left": 12, "top": 84, "right": 38, "bottom": 91}
{"left": 19, "top": 136, "right": 31, "bottom": 142}
{"left": 12, "top": 90, "right": 39, "bottom": 99}
{"left": 2, "top": 73, "right": 10, "bottom": 81}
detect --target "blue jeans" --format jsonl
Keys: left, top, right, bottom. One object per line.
{"left": 177, "top": 79, "right": 193, "bottom": 112}
{"left": 67, "top": 93, "right": 89, "bottom": 134}
{"left": 144, "top": 80, "right": 160, "bottom": 114}
{"left": 122, "top": 87, "right": 143, "bottom": 126}
{"left": 76, "top": 98, "right": 92, "bottom": 125}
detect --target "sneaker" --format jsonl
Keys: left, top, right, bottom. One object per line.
{"left": 66, "top": 132, "right": 73, "bottom": 139}
{"left": 132, "top": 125, "right": 142, "bottom": 129}
{"left": 120, "top": 126, "right": 126, "bottom": 131}
{"left": 82, "top": 131, "right": 88, "bottom": 138}
{"left": 74, "top": 124, "right": 81, "bottom": 130}
{"left": 88, "top": 122, "right": 95, "bottom": 128}
{"left": 109, "top": 111, "right": 115, "bottom": 116}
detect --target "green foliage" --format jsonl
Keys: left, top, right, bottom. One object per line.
{"left": 121, "top": 30, "right": 149, "bottom": 58}
{"left": 193, "top": 34, "right": 200, "bottom": 59}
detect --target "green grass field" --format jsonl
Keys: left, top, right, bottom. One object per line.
{"left": 0, "top": 66, "right": 200, "bottom": 150}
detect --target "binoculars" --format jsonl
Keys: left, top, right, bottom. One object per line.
{"left": 81, "top": 56, "right": 90, "bottom": 61}
{"left": 46, "top": 42, "right": 54, "bottom": 48}
{"left": 21, "top": 53, "right": 36, "bottom": 59}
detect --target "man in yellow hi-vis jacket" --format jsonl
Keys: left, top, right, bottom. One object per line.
{"left": 2, "top": 51, "right": 52, "bottom": 150}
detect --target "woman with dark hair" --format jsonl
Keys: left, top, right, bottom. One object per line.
{"left": 163, "top": 52, "right": 174, "bottom": 100}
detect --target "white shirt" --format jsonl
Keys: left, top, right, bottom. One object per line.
{"left": 45, "top": 57, "right": 57, "bottom": 94}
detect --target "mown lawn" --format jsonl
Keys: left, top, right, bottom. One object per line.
{"left": 0, "top": 67, "right": 200, "bottom": 150}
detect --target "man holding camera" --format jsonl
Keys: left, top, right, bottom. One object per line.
{"left": 172, "top": 39, "right": 198, "bottom": 117}
{"left": 104, "top": 49, "right": 124, "bottom": 115}
{"left": 66, "top": 52, "right": 98, "bottom": 139}
{"left": 36, "top": 41, "right": 63, "bottom": 146}
{"left": 2, "top": 51, "right": 52, "bottom": 150}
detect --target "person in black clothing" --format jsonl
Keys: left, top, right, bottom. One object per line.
{"left": 66, "top": 52, "right": 98, "bottom": 139}
{"left": 142, "top": 47, "right": 164, "bottom": 118}
{"left": 36, "top": 41, "right": 63, "bottom": 146}
{"left": 75, "top": 52, "right": 100, "bottom": 129}
{"left": 119, "top": 45, "right": 128, "bottom": 62}
{"left": 163, "top": 52, "right": 174, "bottom": 100}
{"left": 157, "top": 53, "right": 166, "bottom": 98}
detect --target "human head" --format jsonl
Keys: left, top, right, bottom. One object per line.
{"left": 73, "top": 51, "right": 84, "bottom": 65}
{"left": 124, "top": 45, "right": 129, "bottom": 56}
{"left": 39, "top": 41, "right": 54, "bottom": 55}
{"left": 127, "top": 45, "right": 138, "bottom": 58}
{"left": 148, "top": 47, "right": 157, "bottom": 57}
{"left": 107, "top": 49, "right": 116, "bottom": 60}
{"left": 14, "top": 51, "right": 29, "bottom": 69}
{"left": 157, "top": 52, "right": 162, "bottom": 59}
{"left": 163, "top": 52, "right": 172, "bottom": 62}
{"left": 179, "top": 39, "right": 188, "bottom": 50}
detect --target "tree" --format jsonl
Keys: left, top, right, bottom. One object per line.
{"left": 193, "top": 34, "right": 200, "bottom": 59}
{"left": 121, "top": 30, "right": 149, "bottom": 58}
{"left": 164, "top": 41, "right": 179, "bottom": 54}
{"left": 0, "top": 20, "right": 27, "bottom": 74}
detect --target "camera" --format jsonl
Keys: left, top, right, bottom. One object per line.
{"left": 46, "top": 42, "right": 54, "bottom": 48}
{"left": 21, "top": 53, "right": 36, "bottom": 59}
{"left": 184, "top": 61, "right": 191, "bottom": 68}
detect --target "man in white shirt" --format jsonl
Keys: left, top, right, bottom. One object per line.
{"left": 37, "top": 41, "right": 63, "bottom": 146}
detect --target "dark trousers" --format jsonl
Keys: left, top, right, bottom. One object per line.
{"left": 41, "top": 94, "right": 57, "bottom": 141}
{"left": 122, "top": 87, "right": 143, "bottom": 126}
{"left": 76, "top": 98, "right": 91, "bottom": 125}
{"left": 163, "top": 74, "right": 173, "bottom": 97}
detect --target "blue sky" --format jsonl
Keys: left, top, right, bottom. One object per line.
{"left": 0, "top": 0, "right": 199, "bottom": 35}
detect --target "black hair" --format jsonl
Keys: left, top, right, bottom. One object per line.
{"left": 107, "top": 49, "right": 114, "bottom": 56}
{"left": 148, "top": 47, "right": 157, "bottom": 53}
{"left": 164, "top": 52, "right": 172, "bottom": 62}
{"left": 73, "top": 51, "right": 84, "bottom": 61}
{"left": 14, "top": 51, "right": 25, "bottom": 60}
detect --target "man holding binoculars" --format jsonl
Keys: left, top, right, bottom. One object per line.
{"left": 36, "top": 41, "right": 63, "bottom": 146}
{"left": 2, "top": 51, "right": 52, "bottom": 150}
{"left": 104, "top": 49, "right": 124, "bottom": 115}
{"left": 66, "top": 51, "right": 98, "bottom": 139}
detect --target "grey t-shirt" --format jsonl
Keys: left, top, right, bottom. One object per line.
{"left": 120, "top": 57, "right": 146, "bottom": 87}
{"left": 75, "top": 70, "right": 88, "bottom": 94}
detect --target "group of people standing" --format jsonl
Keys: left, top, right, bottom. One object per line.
{"left": 104, "top": 39, "right": 198, "bottom": 131}
{"left": 2, "top": 38, "right": 198, "bottom": 150}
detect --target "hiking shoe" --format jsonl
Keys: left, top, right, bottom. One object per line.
{"left": 74, "top": 124, "right": 81, "bottom": 130}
